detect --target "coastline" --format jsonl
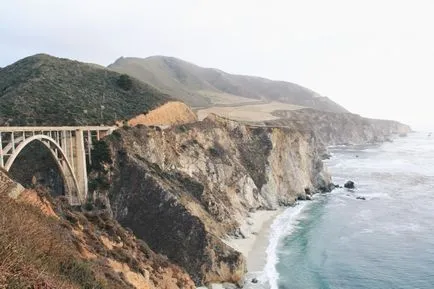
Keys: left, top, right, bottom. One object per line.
{"left": 198, "top": 209, "right": 282, "bottom": 289}
{"left": 245, "top": 211, "right": 283, "bottom": 273}
{"left": 213, "top": 209, "right": 284, "bottom": 289}
{"left": 226, "top": 209, "right": 284, "bottom": 270}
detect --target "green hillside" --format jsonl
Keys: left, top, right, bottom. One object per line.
{"left": 108, "top": 55, "right": 348, "bottom": 113}
{"left": 0, "top": 54, "right": 172, "bottom": 126}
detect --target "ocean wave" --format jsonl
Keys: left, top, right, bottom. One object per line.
{"left": 364, "top": 192, "right": 393, "bottom": 200}
{"left": 263, "top": 201, "right": 311, "bottom": 289}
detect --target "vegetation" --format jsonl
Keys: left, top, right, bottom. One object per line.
{"left": 0, "top": 179, "right": 194, "bottom": 288}
{"left": 116, "top": 74, "right": 133, "bottom": 91}
{"left": 90, "top": 140, "right": 112, "bottom": 171}
{"left": 0, "top": 54, "right": 172, "bottom": 126}
{"left": 0, "top": 189, "right": 105, "bottom": 288}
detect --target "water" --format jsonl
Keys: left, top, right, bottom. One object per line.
{"left": 265, "top": 132, "right": 434, "bottom": 289}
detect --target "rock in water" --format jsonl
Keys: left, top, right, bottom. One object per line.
{"left": 344, "top": 181, "right": 355, "bottom": 189}
{"left": 321, "top": 152, "right": 332, "bottom": 160}
{"left": 251, "top": 278, "right": 258, "bottom": 283}
{"left": 356, "top": 196, "right": 366, "bottom": 200}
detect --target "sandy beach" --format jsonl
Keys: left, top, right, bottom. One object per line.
{"left": 223, "top": 209, "right": 285, "bottom": 280}
{"left": 198, "top": 210, "right": 283, "bottom": 289}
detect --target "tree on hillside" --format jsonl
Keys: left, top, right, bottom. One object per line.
{"left": 117, "top": 74, "right": 133, "bottom": 91}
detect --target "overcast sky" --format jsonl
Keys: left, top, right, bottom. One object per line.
{"left": 1, "top": 0, "right": 433, "bottom": 129}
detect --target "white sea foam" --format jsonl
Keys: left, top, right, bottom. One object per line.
{"left": 262, "top": 201, "right": 310, "bottom": 289}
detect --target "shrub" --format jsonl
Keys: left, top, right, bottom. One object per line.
{"left": 91, "top": 141, "right": 112, "bottom": 171}
{"left": 60, "top": 259, "right": 105, "bottom": 289}
{"left": 116, "top": 74, "right": 133, "bottom": 91}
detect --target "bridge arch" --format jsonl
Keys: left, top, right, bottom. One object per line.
{"left": 4, "top": 135, "right": 81, "bottom": 204}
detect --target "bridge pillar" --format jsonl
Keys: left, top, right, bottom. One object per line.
{"left": 59, "top": 131, "right": 79, "bottom": 204}
{"left": 74, "top": 129, "right": 88, "bottom": 203}
{"left": 0, "top": 126, "right": 115, "bottom": 205}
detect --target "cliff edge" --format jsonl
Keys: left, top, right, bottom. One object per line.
{"left": 89, "top": 114, "right": 332, "bottom": 285}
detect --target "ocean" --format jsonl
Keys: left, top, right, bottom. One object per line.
{"left": 262, "top": 131, "right": 434, "bottom": 289}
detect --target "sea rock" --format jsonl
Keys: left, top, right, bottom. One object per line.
{"left": 321, "top": 152, "right": 332, "bottom": 160}
{"left": 251, "top": 278, "right": 258, "bottom": 284}
{"left": 356, "top": 196, "right": 366, "bottom": 200}
{"left": 344, "top": 181, "right": 355, "bottom": 189}
{"left": 318, "top": 182, "right": 336, "bottom": 193}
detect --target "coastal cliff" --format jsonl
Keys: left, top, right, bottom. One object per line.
{"left": 0, "top": 53, "right": 414, "bottom": 288}
{"left": 269, "top": 108, "right": 412, "bottom": 146}
{"left": 89, "top": 114, "right": 332, "bottom": 285}
{"left": 1, "top": 108, "right": 411, "bottom": 287}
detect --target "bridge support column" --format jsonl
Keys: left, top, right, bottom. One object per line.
{"left": 74, "top": 129, "right": 88, "bottom": 203}
{"left": 0, "top": 126, "right": 115, "bottom": 205}
{"left": 59, "top": 131, "right": 78, "bottom": 204}
{"left": 0, "top": 132, "right": 3, "bottom": 167}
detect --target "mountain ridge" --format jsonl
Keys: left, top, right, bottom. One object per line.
{"left": 108, "top": 55, "right": 349, "bottom": 113}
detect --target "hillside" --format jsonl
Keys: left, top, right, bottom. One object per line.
{"left": 108, "top": 56, "right": 349, "bottom": 113}
{"left": 0, "top": 170, "right": 195, "bottom": 289}
{"left": 0, "top": 54, "right": 172, "bottom": 126}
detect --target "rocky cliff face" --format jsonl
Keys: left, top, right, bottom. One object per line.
{"left": 90, "top": 114, "right": 331, "bottom": 285}
{"left": 269, "top": 108, "right": 412, "bottom": 146}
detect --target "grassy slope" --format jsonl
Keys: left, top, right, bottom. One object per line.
{"left": 0, "top": 54, "right": 172, "bottom": 126}
{"left": 108, "top": 56, "right": 349, "bottom": 113}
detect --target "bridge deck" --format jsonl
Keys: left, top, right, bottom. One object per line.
{"left": 0, "top": 126, "right": 117, "bottom": 132}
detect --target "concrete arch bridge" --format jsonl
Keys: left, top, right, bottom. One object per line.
{"left": 0, "top": 126, "right": 115, "bottom": 205}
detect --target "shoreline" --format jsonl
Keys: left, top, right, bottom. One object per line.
{"left": 223, "top": 209, "right": 283, "bottom": 267}
{"left": 245, "top": 210, "right": 283, "bottom": 273}
{"left": 219, "top": 201, "right": 312, "bottom": 289}
{"left": 219, "top": 208, "right": 285, "bottom": 289}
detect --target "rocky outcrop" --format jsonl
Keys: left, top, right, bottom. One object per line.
{"left": 90, "top": 114, "right": 331, "bottom": 285}
{"left": 270, "top": 108, "right": 412, "bottom": 146}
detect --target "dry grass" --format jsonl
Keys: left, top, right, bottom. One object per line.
{"left": 0, "top": 170, "right": 195, "bottom": 289}
{"left": 0, "top": 190, "right": 105, "bottom": 289}
{"left": 196, "top": 101, "right": 304, "bottom": 122}
{"left": 124, "top": 101, "right": 197, "bottom": 127}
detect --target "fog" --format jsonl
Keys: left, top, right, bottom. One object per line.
{"left": 1, "top": 0, "right": 433, "bottom": 129}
